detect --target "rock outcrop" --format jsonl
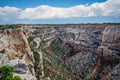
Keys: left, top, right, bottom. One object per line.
{"left": 7, "top": 59, "right": 36, "bottom": 80}
{"left": 96, "top": 26, "right": 120, "bottom": 80}
{"left": 0, "top": 28, "right": 34, "bottom": 65}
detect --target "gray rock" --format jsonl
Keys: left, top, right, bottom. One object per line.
{"left": 7, "top": 59, "right": 28, "bottom": 74}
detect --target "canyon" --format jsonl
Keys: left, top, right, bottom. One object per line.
{"left": 0, "top": 24, "right": 120, "bottom": 80}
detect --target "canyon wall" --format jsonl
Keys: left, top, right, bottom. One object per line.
{"left": 0, "top": 27, "right": 36, "bottom": 80}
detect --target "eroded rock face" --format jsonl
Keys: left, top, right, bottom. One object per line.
{"left": 0, "top": 28, "right": 34, "bottom": 65}
{"left": 0, "top": 28, "right": 36, "bottom": 80}
{"left": 102, "top": 26, "right": 120, "bottom": 43}
{"left": 96, "top": 26, "right": 120, "bottom": 80}
{"left": 102, "top": 27, "right": 120, "bottom": 60}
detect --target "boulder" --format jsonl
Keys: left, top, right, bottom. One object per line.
{"left": 7, "top": 59, "right": 27, "bottom": 74}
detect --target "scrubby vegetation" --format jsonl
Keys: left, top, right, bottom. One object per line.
{"left": 33, "top": 51, "right": 40, "bottom": 70}
{"left": 51, "top": 42, "right": 62, "bottom": 55}
{"left": 33, "top": 51, "right": 41, "bottom": 80}
{"left": 0, "top": 24, "right": 21, "bottom": 30}
{"left": 0, "top": 66, "right": 21, "bottom": 80}
{"left": 51, "top": 38, "right": 63, "bottom": 56}
{"left": 27, "top": 26, "right": 79, "bottom": 80}
{"left": 28, "top": 35, "right": 41, "bottom": 80}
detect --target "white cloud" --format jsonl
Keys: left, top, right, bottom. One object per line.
{"left": 90, "top": 0, "right": 120, "bottom": 16}
{"left": 0, "top": 0, "right": 120, "bottom": 21}
{"left": 19, "top": 5, "right": 95, "bottom": 19}
{"left": 19, "top": 0, "right": 120, "bottom": 19}
{"left": 0, "top": 6, "right": 21, "bottom": 22}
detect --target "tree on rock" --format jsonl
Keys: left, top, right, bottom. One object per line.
{"left": 0, "top": 65, "right": 21, "bottom": 80}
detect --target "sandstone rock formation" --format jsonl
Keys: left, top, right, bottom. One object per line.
{"left": 96, "top": 26, "right": 120, "bottom": 80}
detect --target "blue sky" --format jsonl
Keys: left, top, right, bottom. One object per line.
{"left": 0, "top": 0, "right": 106, "bottom": 9}
{"left": 0, "top": 0, "right": 105, "bottom": 9}
{"left": 0, "top": 0, "right": 120, "bottom": 24}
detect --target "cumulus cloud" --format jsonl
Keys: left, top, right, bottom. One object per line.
{"left": 19, "top": 0, "right": 120, "bottom": 19}
{"left": 0, "top": 0, "right": 120, "bottom": 21}
{"left": 0, "top": 6, "right": 21, "bottom": 22}
{"left": 19, "top": 5, "right": 96, "bottom": 19}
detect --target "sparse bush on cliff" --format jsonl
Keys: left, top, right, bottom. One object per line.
{"left": 0, "top": 49, "right": 6, "bottom": 53}
{"left": 28, "top": 36, "right": 34, "bottom": 42}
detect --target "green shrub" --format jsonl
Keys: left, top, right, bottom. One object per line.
{"left": 28, "top": 36, "right": 34, "bottom": 42}
{"left": 33, "top": 51, "right": 40, "bottom": 64}
{"left": 0, "top": 65, "right": 21, "bottom": 80}
{"left": 0, "top": 49, "right": 6, "bottom": 53}
{"left": 14, "top": 76, "right": 21, "bottom": 80}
